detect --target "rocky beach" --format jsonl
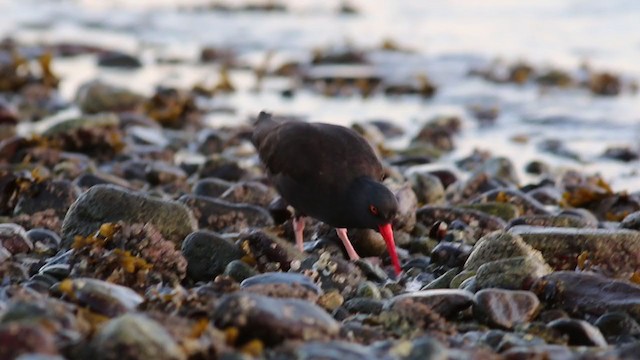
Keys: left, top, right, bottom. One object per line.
{"left": 1, "top": 0, "right": 640, "bottom": 359}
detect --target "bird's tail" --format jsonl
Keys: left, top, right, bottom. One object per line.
{"left": 251, "top": 111, "right": 277, "bottom": 148}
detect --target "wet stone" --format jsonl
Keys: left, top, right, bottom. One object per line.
{"left": 97, "top": 51, "right": 143, "bottom": 69}
{"left": 220, "top": 181, "right": 276, "bottom": 207}
{"left": 342, "top": 297, "right": 384, "bottom": 315}
{"left": 213, "top": 292, "right": 339, "bottom": 344}
{"left": 450, "top": 270, "right": 475, "bottom": 289}
{"left": 407, "top": 170, "right": 446, "bottom": 205}
{"left": 239, "top": 230, "right": 303, "bottom": 272}
{"left": 355, "top": 281, "right": 381, "bottom": 299}
{"left": 241, "top": 272, "right": 321, "bottom": 294}
{"left": 473, "top": 289, "right": 540, "bottom": 329}
{"left": 475, "top": 256, "right": 551, "bottom": 290}
{"left": 73, "top": 172, "right": 133, "bottom": 190}
{"left": 431, "top": 242, "right": 472, "bottom": 268}
{"left": 386, "top": 289, "right": 474, "bottom": 318}
{"left": 181, "top": 230, "right": 244, "bottom": 282}
{"left": 54, "top": 278, "right": 143, "bottom": 317}
{"left": 445, "top": 172, "right": 502, "bottom": 204}
{"left": 473, "top": 157, "right": 520, "bottom": 185}
{"left": 464, "top": 231, "right": 548, "bottom": 272}
{"left": 594, "top": 312, "right": 640, "bottom": 340}
{"left": 507, "top": 214, "right": 596, "bottom": 230}
{"left": 387, "top": 182, "right": 417, "bottom": 232}
{"left": 14, "top": 180, "right": 80, "bottom": 218}
{"left": 620, "top": 211, "right": 640, "bottom": 231}
{"left": 196, "top": 129, "right": 225, "bottom": 155}
{"left": 462, "top": 202, "right": 519, "bottom": 222}
{"left": 223, "top": 260, "right": 257, "bottom": 282}
{"left": 348, "top": 229, "right": 387, "bottom": 257}
{"left": 91, "top": 314, "right": 185, "bottom": 360}
{"left": 317, "top": 290, "right": 344, "bottom": 312}
{"left": 527, "top": 186, "right": 563, "bottom": 206}
{"left": 199, "top": 156, "right": 246, "bottom": 182}
{"left": 469, "top": 189, "right": 549, "bottom": 216}
{"left": 293, "top": 341, "right": 382, "bottom": 360}
{"left": 240, "top": 272, "right": 321, "bottom": 300}
{"left": 61, "top": 184, "right": 197, "bottom": 248}
{"left": 416, "top": 206, "right": 506, "bottom": 239}
{"left": 38, "top": 263, "right": 70, "bottom": 280}
{"left": 144, "top": 162, "right": 187, "bottom": 186}
{"left": 547, "top": 318, "right": 608, "bottom": 347}
{"left": 75, "top": 80, "right": 144, "bottom": 114}
{"left": 558, "top": 208, "right": 599, "bottom": 228}
{"left": 422, "top": 267, "right": 461, "bottom": 290}
{"left": 510, "top": 226, "right": 640, "bottom": 276}
{"left": 26, "top": 228, "right": 61, "bottom": 256}
{"left": 533, "top": 271, "right": 640, "bottom": 320}
{"left": 192, "top": 178, "right": 234, "bottom": 198}
{"left": 0, "top": 223, "right": 33, "bottom": 255}
{"left": 0, "top": 323, "right": 59, "bottom": 359}
{"left": 178, "top": 194, "right": 273, "bottom": 233}
{"left": 397, "top": 336, "right": 448, "bottom": 360}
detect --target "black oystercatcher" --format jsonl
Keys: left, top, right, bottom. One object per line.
{"left": 252, "top": 111, "right": 401, "bottom": 274}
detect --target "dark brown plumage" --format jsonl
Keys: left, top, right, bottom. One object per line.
{"left": 252, "top": 111, "right": 401, "bottom": 274}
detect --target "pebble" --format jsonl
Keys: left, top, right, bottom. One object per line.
{"left": 91, "top": 314, "right": 186, "bottom": 360}
{"left": 0, "top": 323, "right": 59, "bottom": 359}
{"left": 416, "top": 206, "right": 506, "bottom": 239}
{"left": 473, "top": 289, "right": 540, "bottom": 329}
{"left": 386, "top": 289, "right": 474, "bottom": 318}
{"left": 594, "top": 312, "right": 640, "bottom": 341}
{"left": 464, "top": 231, "right": 548, "bottom": 272}
{"left": 220, "top": 181, "right": 276, "bottom": 207}
{"left": 53, "top": 278, "right": 143, "bottom": 317}
{"left": 294, "top": 341, "right": 383, "bottom": 360}
{"left": 533, "top": 271, "right": 640, "bottom": 320}
{"left": 342, "top": 297, "right": 384, "bottom": 315}
{"left": 0, "top": 223, "right": 33, "bottom": 255}
{"left": 507, "top": 214, "right": 597, "bottom": 229}
{"left": 407, "top": 170, "right": 445, "bottom": 205}
{"left": 241, "top": 272, "right": 320, "bottom": 294}
{"left": 239, "top": 230, "right": 304, "bottom": 272}
{"left": 178, "top": 194, "right": 273, "bottom": 232}
{"left": 224, "top": 260, "right": 258, "bottom": 282}
{"left": 25, "top": 228, "right": 61, "bottom": 255}
{"left": 469, "top": 189, "right": 549, "bottom": 216}
{"left": 213, "top": 292, "right": 339, "bottom": 344}
{"left": 430, "top": 242, "right": 472, "bottom": 268}
{"left": 547, "top": 318, "right": 608, "bottom": 347}
{"left": 475, "top": 256, "right": 551, "bottom": 290}
{"left": 61, "top": 184, "right": 197, "bottom": 248}
{"left": 510, "top": 226, "right": 640, "bottom": 276}
{"left": 181, "top": 230, "right": 244, "bottom": 282}
{"left": 13, "top": 180, "right": 80, "bottom": 218}
{"left": 192, "top": 178, "right": 234, "bottom": 198}
{"left": 75, "top": 80, "right": 144, "bottom": 114}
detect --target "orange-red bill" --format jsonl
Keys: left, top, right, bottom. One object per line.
{"left": 378, "top": 223, "right": 401, "bottom": 275}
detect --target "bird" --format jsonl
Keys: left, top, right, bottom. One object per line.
{"left": 252, "top": 111, "right": 401, "bottom": 274}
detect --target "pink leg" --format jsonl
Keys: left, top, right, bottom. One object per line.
{"left": 336, "top": 228, "right": 360, "bottom": 260}
{"left": 293, "top": 216, "right": 305, "bottom": 252}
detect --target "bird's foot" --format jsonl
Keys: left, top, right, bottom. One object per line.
{"left": 293, "top": 216, "right": 306, "bottom": 253}
{"left": 336, "top": 228, "right": 360, "bottom": 260}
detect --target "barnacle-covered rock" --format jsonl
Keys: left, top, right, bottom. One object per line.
{"left": 70, "top": 222, "right": 187, "bottom": 291}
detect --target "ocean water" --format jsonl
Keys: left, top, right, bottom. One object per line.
{"left": 2, "top": 0, "right": 639, "bottom": 190}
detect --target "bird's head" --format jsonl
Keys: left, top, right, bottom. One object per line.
{"left": 349, "top": 177, "right": 401, "bottom": 274}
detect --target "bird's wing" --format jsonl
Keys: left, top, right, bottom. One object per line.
{"left": 255, "top": 120, "right": 384, "bottom": 190}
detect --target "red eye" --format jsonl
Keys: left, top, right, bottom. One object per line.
{"left": 369, "top": 205, "right": 378, "bottom": 215}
